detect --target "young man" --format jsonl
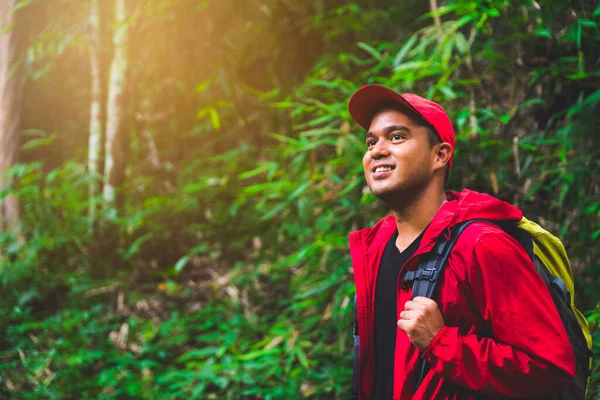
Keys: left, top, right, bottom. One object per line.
{"left": 347, "top": 84, "right": 575, "bottom": 399}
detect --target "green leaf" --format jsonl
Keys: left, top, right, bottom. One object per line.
{"left": 294, "top": 347, "right": 310, "bottom": 368}
{"left": 124, "top": 234, "right": 152, "bottom": 260}
{"left": 517, "top": 98, "right": 545, "bottom": 110}
{"left": 238, "top": 163, "right": 278, "bottom": 180}
{"left": 174, "top": 255, "right": 190, "bottom": 275}
{"left": 196, "top": 107, "right": 220, "bottom": 129}
{"left": 10, "top": 0, "right": 34, "bottom": 13}
{"left": 394, "top": 61, "right": 429, "bottom": 73}
{"left": 178, "top": 347, "right": 220, "bottom": 361}
{"left": 487, "top": 8, "right": 500, "bottom": 17}
{"left": 195, "top": 81, "right": 209, "bottom": 93}
{"left": 236, "top": 348, "right": 279, "bottom": 361}
{"left": 209, "top": 108, "right": 220, "bottom": 129}
{"left": 22, "top": 133, "right": 56, "bottom": 150}
{"left": 189, "top": 243, "right": 209, "bottom": 255}
{"left": 394, "top": 35, "right": 418, "bottom": 66}
{"left": 536, "top": 28, "right": 551, "bottom": 38}
{"left": 357, "top": 42, "right": 386, "bottom": 64}
{"left": 578, "top": 19, "right": 597, "bottom": 28}
{"left": 587, "top": 312, "right": 600, "bottom": 322}
{"left": 454, "top": 32, "right": 469, "bottom": 54}
{"left": 454, "top": 15, "right": 476, "bottom": 30}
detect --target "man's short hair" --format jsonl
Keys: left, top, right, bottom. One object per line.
{"left": 426, "top": 126, "right": 441, "bottom": 147}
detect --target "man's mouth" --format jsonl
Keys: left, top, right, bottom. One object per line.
{"left": 372, "top": 164, "right": 395, "bottom": 179}
{"left": 374, "top": 166, "right": 393, "bottom": 173}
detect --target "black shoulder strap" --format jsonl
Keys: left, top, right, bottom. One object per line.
{"left": 403, "top": 220, "right": 483, "bottom": 298}
{"left": 403, "top": 219, "right": 492, "bottom": 390}
{"left": 350, "top": 294, "right": 359, "bottom": 400}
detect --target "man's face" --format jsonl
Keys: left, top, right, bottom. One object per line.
{"left": 362, "top": 108, "right": 435, "bottom": 201}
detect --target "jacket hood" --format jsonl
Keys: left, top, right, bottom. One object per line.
{"left": 350, "top": 189, "right": 523, "bottom": 258}
{"left": 449, "top": 189, "right": 523, "bottom": 225}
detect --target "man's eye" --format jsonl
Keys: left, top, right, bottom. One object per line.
{"left": 367, "top": 139, "right": 377, "bottom": 147}
{"left": 391, "top": 134, "right": 404, "bottom": 141}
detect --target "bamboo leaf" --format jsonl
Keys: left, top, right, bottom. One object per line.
{"left": 174, "top": 255, "right": 190, "bottom": 275}
{"left": 394, "top": 35, "right": 418, "bottom": 66}
{"left": 357, "top": 42, "right": 386, "bottom": 64}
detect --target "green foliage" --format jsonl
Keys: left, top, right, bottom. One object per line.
{"left": 1, "top": 0, "right": 599, "bottom": 398}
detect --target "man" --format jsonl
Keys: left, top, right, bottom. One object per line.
{"left": 347, "top": 84, "right": 575, "bottom": 399}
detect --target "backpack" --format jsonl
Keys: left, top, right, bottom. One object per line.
{"left": 350, "top": 217, "right": 592, "bottom": 400}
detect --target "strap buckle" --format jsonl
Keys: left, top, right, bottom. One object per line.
{"left": 402, "top": 266, "right": 439, "bottom": 287}
{"left": 419, "top": 267, "right": 436, "bottom": 280}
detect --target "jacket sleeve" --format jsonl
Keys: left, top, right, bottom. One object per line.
{"left": 421, "top": 230, "right": 575, "bottom": 397}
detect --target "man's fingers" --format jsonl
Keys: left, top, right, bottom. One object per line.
{"left": 412, "top": 296, "right": 437, "bottom": 306}
{"left": 399, "top": 310, "right": 416, "bottom": 320}
{"left": 397, "top": 318, "right": 411, "bottom": 331}
{"left": 404, "top": 300, "right": 427, "bottom": 311}
{"left": 400, "top": 297, "right": 445, "bottom": 351}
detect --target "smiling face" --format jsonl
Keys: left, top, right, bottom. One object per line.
{"left": 362, "top": 107, "right": 439, "bottom": 203}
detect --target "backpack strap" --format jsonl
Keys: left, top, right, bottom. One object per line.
{"left": 403, "top": 219, "right": 490, "bottom": 390}
{"left": 350, "top": 294, "right": 359, "bottom": 400}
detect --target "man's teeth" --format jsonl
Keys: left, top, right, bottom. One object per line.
{"left": 375, "top": 166, "right": 392, "bottom": 173}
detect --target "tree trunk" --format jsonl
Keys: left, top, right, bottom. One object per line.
{"left": 88, "top": 0, "right": 103, "bottom": 230}
{"left": 0, "top": 0, "right": 25, "bottom": 234}
{"left": 429, "top": 0, "right": 443, "bottom": 44}
{"left": 103, "top": 0, "right": 128, "bottom": 216}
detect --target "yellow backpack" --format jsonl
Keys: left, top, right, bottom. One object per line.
{"left": 516, "top": 217, "right": 592, "bottom": 396}
{"left": 517, "top": 217, "right": 592, "bottom": 348}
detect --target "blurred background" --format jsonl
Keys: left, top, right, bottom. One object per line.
{"left": 0, "top": 0, "right": 599, "bottom": 398}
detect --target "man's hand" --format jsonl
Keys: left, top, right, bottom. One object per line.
{"left": 397, "top": 297, "right": 445, "bottom": 351}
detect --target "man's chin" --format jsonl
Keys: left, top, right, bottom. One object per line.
{"left": 369, "top": 182, "right": 422, "bottom": 204}
{"left": 369, "top": 185, "right": 400, "bottom": 200}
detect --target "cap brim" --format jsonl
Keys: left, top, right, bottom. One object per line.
{"left": 348, "top": 84, "right": 423, "bottom": 130}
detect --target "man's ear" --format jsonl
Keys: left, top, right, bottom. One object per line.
{"left": 434, "top": 143, "right": 452, "bottom": 172}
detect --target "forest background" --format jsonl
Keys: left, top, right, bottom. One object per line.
{"left": 0, "top": 0, "right": 599, "bottom": 398}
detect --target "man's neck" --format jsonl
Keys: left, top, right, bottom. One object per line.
{"left": 389, "top": 186, "right": 447, "bottom": 252}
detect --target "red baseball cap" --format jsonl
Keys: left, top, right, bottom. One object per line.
{"left": 348, "top": 84, "right": 455, "bottom": 168}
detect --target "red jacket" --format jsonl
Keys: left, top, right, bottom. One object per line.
{"left": 349, "top": 190, "right": 575, "bottom": 399}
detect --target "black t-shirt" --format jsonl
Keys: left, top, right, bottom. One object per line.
{"left": 372, "top": 230, "right": 423, "bottom": 399}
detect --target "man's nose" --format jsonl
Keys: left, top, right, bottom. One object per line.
{"left": 370, "top": 139, "right": 390, "bottom": 159}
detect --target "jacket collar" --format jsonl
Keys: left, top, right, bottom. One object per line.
{"left": 363, "top": 197, "right": 457, "bottom": 258}
{"left": 356, "top": 189, "right": 522, "bottom": 258}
